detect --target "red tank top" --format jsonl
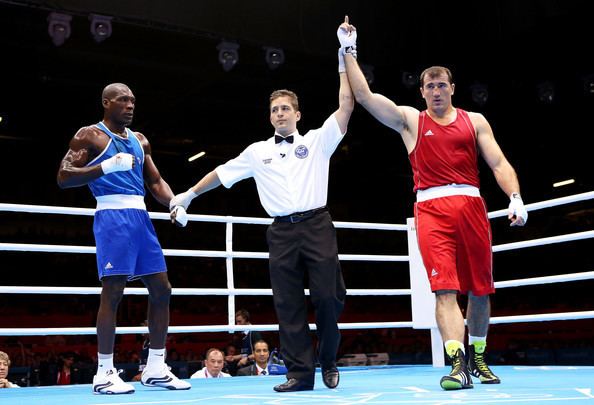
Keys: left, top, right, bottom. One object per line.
{"left": 56, "top": 369, "right": 71, "bottom": 385}
{"left": 409, "top": 108, "right": 480, "bottom": 192}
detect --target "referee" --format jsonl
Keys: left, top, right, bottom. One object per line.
{"left": 170, "top": 52, "right": 354, "bottom": 392}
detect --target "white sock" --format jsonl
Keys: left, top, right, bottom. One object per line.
{"left": 469, "top": 335, "right": 487, "bottom": 353}
{"left": 468, "top": 335, "right": 487, "bottom": 344}
{"left": 146, "top": 348, "right": 166, "bottom": 370}
{"left": 97, "top": 353, "right": 114, "bottom": 374}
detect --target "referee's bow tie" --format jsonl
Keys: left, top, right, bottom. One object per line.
{"left": 275, "top": 135, "right": 294, "bottom": 144}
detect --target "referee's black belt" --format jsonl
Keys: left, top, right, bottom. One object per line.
{"left": 274, "top": 206, "right": 328, "bottom": 224}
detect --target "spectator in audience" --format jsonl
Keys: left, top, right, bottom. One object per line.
{"left": 56, "top": 352, "right": 77, "bottom": 385}
{"left": 224, "top": 309, "right": 263, "bottom": 373}
{"left": 224, "top": 344, "right": 239, "bottom": 376}
{"left": 185, "top": 349, "right": 199, "bottom": 362}
{"left": 237, "top": 340, "right": 271, "bottom": 376}
{"left": 168, "top": 349, "right": 180, "bottom": 362}
{"left": 0, "top": 351, "right": 20, "bottom": 388}
{"left": 234, "top": 309, "right": 263, "bottom": 368}
{"left": 190, "top": 348, "right": 231, "bottom": 379}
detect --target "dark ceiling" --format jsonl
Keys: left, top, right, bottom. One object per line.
{"left": 0, "top": 0, "right": 592, "bottom": 223}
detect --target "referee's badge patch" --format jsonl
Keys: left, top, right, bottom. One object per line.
{"left": 294, "top": 145, "right": 308, "bottom": 159}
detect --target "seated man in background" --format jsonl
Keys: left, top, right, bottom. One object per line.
{"left": 230, "top": 309, "right": 263, "bottom": 370}
{"left": 223, "top": 344, "right": 239, "bottom": 376}
{"left": 0, "top": 351, "right": 20, "bottom": 388}
{"left": 237, "top": 340, "right": 271, "bottom": 376}
{"left": 191, "top": 348, "right": 231, "bottom": 379}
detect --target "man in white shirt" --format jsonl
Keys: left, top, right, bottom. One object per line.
{"left": 170, "top": 42, "right": 354, "bottom": 392}
{"left": 191, "top": 348, "right": 231, "bottom": 379}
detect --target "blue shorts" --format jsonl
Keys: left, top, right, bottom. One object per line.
{"left": 93, "top": 209, "right": 167, "bottom": 280}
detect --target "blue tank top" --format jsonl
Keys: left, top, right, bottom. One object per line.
{"left": 87, "top": 121, "right": 145, "bottom": 197}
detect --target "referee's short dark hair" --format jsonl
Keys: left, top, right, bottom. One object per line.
{"left": 270, "top": 89, "right": 299, "bottom": 112}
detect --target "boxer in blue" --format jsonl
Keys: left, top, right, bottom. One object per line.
{"left": 57, "top": 83, "right": 190, "bottom": 394}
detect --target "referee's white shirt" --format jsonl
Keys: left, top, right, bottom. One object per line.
{"left": 215, "top": 114, "right": 345, "bottom": 217}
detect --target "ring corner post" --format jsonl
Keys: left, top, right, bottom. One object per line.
{"left": 406, "top": 217, "right": 444, "bottom": 367}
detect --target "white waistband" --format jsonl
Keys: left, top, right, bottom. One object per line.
{"left": 416, "top": 184, "right": 480, "bottom": 202}
{"left": 96, "top": 194, "right": 146, "bottom": 211}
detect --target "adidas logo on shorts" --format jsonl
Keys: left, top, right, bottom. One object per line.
{"left": 431, "top": 268, "right": 438, "bottom": 277}
{"left": 104, "top": 262, "right": 114, "bottom": 270}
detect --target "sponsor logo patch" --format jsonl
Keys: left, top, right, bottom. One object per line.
{"left": 294, "top": 145, "right": 308, "bottom": 159}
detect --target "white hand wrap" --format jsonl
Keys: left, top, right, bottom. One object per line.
{"left": 508, "top": 193, "right": 528, "bottom": 224}
{"left": 171, "top": 205, "right": 188, "bottom": 227}
{"left": 100, "top": 152, "right": 134, "bottom": 175}
{"left": 337, "top": 25, "right": 357, "bottom": 48}
{"left": 169, "top": 188, "right": 198, "bottom": 211}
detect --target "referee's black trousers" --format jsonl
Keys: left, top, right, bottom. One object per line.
{"left": 267, "top": 210, "right": 346, "bottom": 385}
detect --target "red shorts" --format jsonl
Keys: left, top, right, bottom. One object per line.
{"left": 414, "top": 195, "right": 494, "bottom": 296}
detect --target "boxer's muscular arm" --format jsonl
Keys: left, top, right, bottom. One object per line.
{"left": 57, "top": 126, "right": 106, "bottom": 188}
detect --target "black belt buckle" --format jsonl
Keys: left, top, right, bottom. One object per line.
{"left": 276, "top": 206, "right": 326, "bottom": 224}
{"left": 289, "top": 213, "right": 305, "bottom": 223}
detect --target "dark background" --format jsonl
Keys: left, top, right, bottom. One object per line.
{"left": 0, "top": 0, "right": 593, "bottom": 376}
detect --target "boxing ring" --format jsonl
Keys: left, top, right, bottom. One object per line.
{"left": 0, "top": 191, "right": 593, "bottom": 404}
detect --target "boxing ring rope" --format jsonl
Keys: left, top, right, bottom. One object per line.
{"left": 1, "top": 190, "right": 593, "bottom": 367}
